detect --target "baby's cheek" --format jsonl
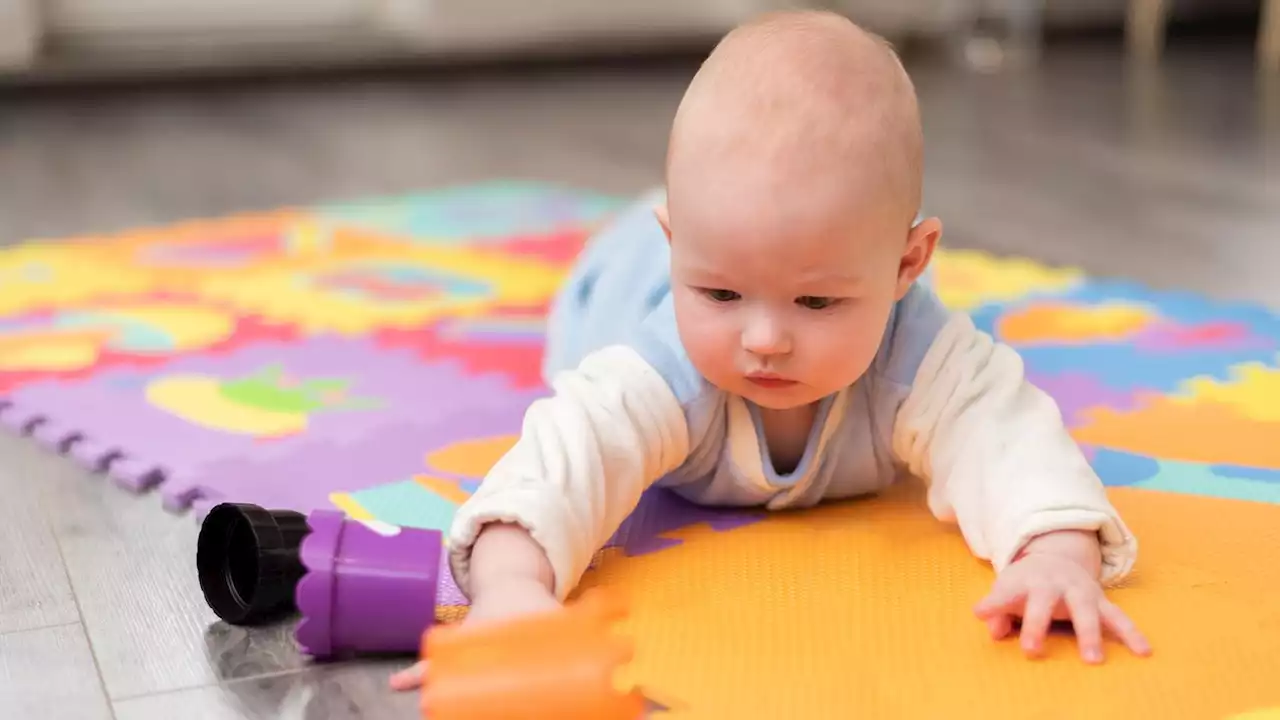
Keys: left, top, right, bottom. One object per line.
{"left": 817, "top": 321, "right": 877, "bottom": 379}
{"left": 684, "top": 317, "right": 729, "bottom": 371}
{"left": 675, "top": 305, "right": 730, "bottom": 374}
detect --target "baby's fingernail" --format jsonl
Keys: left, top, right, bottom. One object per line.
{"left": 1085, "top": 649, "right": 1103, "bottom": 663}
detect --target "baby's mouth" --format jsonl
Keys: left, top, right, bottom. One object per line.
{"left": 745, "top": 372, "right": 797, "bottom": 389}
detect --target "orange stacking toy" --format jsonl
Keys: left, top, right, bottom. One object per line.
{"left": 421, "top": 590, "right": 646, "bottom": 720}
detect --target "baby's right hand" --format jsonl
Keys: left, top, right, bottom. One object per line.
{"left": 389, "top": 523, "right": 561, "bottom": 692}
{"left": 388, "top": 577, "right": 561, "bottom": 691}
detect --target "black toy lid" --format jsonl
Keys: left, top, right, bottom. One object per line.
{"left": 197, "top": 502, "right": 309, "bottom": 626}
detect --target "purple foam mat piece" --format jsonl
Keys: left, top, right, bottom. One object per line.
{"left": 1026, "top": 371, "right": 1142, "bottom": 427}
{"left": 434, "top": 551, "right": 467, "bottom": 608}
{"left": 186, "top": 407, "right": 538, "bottom": 522}
{"left": 188, "top": 412, "right": 543, "bottom": 610}
{"left": 164, "top": 478, "right": 212, "bottom": 514}
{"left": 2, "top": 336, "right": 534, "bottom": 512}
{"left": 64, "top": 435, "right": 124, "bottom": 473}
{"left": 0, "top": 322, "right": 763, "bottom": 618}
{"left": 25, "top": 414, "right": 83, "bottom": 453}
{"left": 610, "top": 488, "right": 765, "bottom": 557}
{"left": 0, "top": 400, "right": 42, "bottom": 434}
{"left": 107, "top": 456, "right": 167, "bottom": 492}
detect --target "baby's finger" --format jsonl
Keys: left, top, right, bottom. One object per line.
{"left": 389, "top": 660, "right": 428, "bottom": 691}
{"left": 1019, "top": 590, "right": 1057, "bottom": 658}
{"left": 974, "top": 584, "right": 1027, "bottom": 619}
{"left": 986, "top": 613, "right": 1014, "bottom": 640}
{"left": 1064, "top": 588, "right": 1104, "bottom": 664}
{"left": 1100, "top": 599, "right": 1152, "bottom": 657}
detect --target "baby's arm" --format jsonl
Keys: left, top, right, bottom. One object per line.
{"left": 890, "top": 310, "right": 1149, "bottom": 661}
{"left": 390, "top": 332, "right": 693, "bottom": 692}
{"left": 891, "top": 312, "right": 1136, "bottom": 581}
{"left": 448, "top": 344, "right": 691, "bottom": 604}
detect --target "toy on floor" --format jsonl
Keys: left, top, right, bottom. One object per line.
{"left": 196, "top": 502, "right": 441, "bottom": 659}
{"left": 199, "top": 504, "right": 650, "bottom": 718}
{"left": 419, "top": 589, "right": 648, "bottom": 720}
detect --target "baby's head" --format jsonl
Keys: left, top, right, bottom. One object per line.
{"left": 656, "top": 10, "right": 942, "bottom": 409}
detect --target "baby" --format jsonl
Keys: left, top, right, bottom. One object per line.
{"left": 394, "top": 9, "right": 1150, "bottom": 690}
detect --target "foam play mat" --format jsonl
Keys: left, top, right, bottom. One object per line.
{"left": 2, "top": 181, "right": 1278, "bottom": 718}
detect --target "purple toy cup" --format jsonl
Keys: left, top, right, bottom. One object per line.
{"left": 294, "top": 510, "right": 442, "bottom": 659}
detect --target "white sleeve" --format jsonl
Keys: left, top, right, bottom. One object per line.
{"left": 891, "top": 313, "right": 1138, "bottom": 585}
{"left": 447, "top": 345, "right": 690, "bottom": 601}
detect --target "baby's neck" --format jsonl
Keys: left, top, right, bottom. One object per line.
{"left": 756, "top": 402, "right": 820, "bottom": 475}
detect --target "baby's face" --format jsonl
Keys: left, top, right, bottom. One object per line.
{"left": 663, "top": 183, "right": 925, "bottom": 410}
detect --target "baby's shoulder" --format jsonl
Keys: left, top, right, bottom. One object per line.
{"left": 870, "top": 281, "right": 959, "bottom": 388}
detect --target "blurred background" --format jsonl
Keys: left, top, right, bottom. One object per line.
{"left": 1, "top": 0, "right": 1277, "bottom": 299}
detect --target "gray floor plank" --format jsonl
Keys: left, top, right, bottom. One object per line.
{"left": 112, "top": 661, "right": 415, "bottom": 720}
{"left": 0, "top": 64, "right": 684, "bottom": 245}
{"left": 12, "top": 432, "right": 308, "bottom": 699}
{"left": 0, "top": 433, "right": 79, "bottom": 635}
{"left": 0, "top": 623, "right": 113, "bottom": 720}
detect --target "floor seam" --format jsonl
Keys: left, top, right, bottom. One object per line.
{"left": 45, "top": 508, "right": 120, "bottom": 720}
{"left": 109, "top": 666, "right": 312, "bottom": 705}
{"left": 0, "top": 618, "right": 83, "bottom": 639}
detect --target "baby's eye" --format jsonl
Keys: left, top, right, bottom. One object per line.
{"left": 702, "top": 288, "right": 741, "bottom": 303}
{"left": 796, "top": 296, "right": 837, "bottom": 310}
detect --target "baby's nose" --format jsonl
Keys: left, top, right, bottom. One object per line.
{"left": 741, "top": 317, "right": 791, "bottom": 356}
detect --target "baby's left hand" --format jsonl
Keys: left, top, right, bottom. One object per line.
{"left": 974, "top": 530, "right": 1151, "bottom": 664}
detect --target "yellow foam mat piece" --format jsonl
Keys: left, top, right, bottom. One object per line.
{"left": 576, "top": 483, "right": 1280, "bottom": 719}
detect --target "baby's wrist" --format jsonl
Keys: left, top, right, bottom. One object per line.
{"left": 469, "top": 521, "right": 556, "bottom": 597}
{"left": 470, "top": 574, "right": 557, "bottom": 609}
{"left": 1015, "top": 529, "right": 1103, "bottom": 575}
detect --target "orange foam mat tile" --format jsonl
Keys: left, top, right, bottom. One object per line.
{"left": 578, "top": 483, "right": 1280, "bottom": 720}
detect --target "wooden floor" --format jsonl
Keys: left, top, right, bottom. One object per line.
{"left": 0, "top": 36, "right": 1277, "bottom": 719}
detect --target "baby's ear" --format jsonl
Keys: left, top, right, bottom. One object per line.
{"left": 653, "top": 203, "right": 673, "bottom": 242}
{"left": 896, "top": 216, "right": 942, "bottom": 299}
